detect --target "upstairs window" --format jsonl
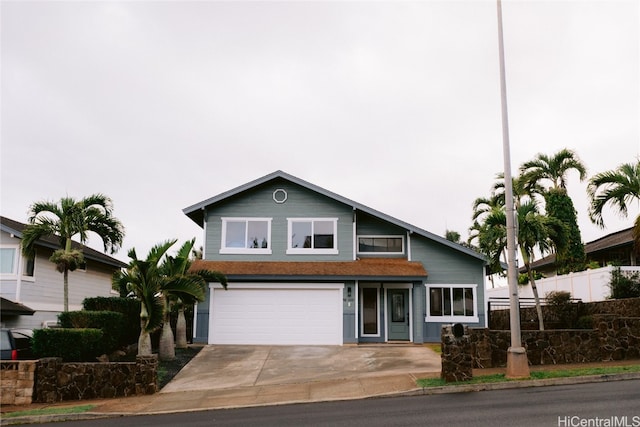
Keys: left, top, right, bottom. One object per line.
{"left": 0, "top": 246, "right": 35, "bottom": 279}
{"left": 220, "top": 218, "right": 272, "bottom": 254}
{"left": 357, "top": 236, "right": 404, "bottom": 254}
{"left": 287, "top": 218, "right": 338, "bottom": 254}
{"left": 0, "top": 247, "right": 16, "bottom": 275}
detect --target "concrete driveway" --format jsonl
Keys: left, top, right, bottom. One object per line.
{"left": 162, "top": 344, "right": 441, "bottom": 394}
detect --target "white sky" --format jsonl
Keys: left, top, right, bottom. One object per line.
{"left": 1, "top": 0, "right": 639, "bottom": 262}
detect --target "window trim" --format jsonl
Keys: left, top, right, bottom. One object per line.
{"left": 356, "top": 235, "right": 405, "bottom": 255}
{"left": 424, "top": 283, "right": 479, "bottom": 323}
{"left": 220, "top": 217, "right": 273, "bottom": 255}
{"left": 286, "top": 218, "right": 339, "bottom": 255}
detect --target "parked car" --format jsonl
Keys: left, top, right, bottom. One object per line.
{"left": 0, "top": 328, "right": 33, "bottom": 360}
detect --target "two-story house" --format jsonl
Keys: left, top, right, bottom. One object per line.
{"left": 183, "top": 171, "right": 487, "bottom": 345}
{"left": 0, "top": 216, "right": 127, "bottom": 329}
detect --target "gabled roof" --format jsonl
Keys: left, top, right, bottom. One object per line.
{"left": 525, "top": 226, "right": 634, "bottom": 270}
{"left": 0, "top": 216, "right": 127, "bottom": 269}
{"left": 190, "top": 258, "right": 428, "bottom": 280}
{"left": 183, "top": 170, "right": 485, "bottom": 262}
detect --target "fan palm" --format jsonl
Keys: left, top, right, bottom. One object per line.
{"left": 588, "top": 160, "right": 640, "bottom": 253}
{"left": 21, "top": 194, "right": 124, "bottom": 312}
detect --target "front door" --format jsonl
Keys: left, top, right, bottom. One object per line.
{"left": 387, "top": 289, "right": 410, "bottom": 341}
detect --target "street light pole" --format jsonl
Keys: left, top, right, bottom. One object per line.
{"left": 496, "top": 0, "right": 530, "bottom": 378}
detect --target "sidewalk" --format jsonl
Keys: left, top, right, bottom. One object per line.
{"left": 2, "top": 359, "right": 639, "bottom": 425}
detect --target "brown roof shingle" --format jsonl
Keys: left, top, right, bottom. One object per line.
{"left": 190, "top": 258, "right": 427, "bottom": 279}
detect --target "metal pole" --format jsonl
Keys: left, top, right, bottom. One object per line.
{"left": 496, "top": 0, "right": 529, "bottom": 378}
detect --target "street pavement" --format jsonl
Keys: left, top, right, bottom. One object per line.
{"left": 1, "top": 344, "right": 639, "bottom": 426}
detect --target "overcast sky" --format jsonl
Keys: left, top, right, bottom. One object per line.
{"left": 1, "top": 0, "right": 638, "bottom": 263}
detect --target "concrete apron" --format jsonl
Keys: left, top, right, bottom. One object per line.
{"left": 161, "top": 344, "right": 441, "bottom": 394}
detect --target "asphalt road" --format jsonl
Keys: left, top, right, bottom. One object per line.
{"left": 41, "top": 379, "right": 640, "bottom": 427}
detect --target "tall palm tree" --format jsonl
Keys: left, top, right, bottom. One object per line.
{"left": 159, "top": 239, "right": 226, "bottom": 357}
{"left": 588, "top": 160, "right": 640, "bottom": 254}
{"left": 520, "top": 149, "right": 587, "bottom": 274}
{"left": 519, "top": 148, "right": 587, "bottom": 190}
{"left": 21, "top": 194, "right": 124, "bottom": 312}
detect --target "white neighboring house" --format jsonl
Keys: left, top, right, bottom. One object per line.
{"left": 0, "top": 216, "right": 127, "bottom": 329}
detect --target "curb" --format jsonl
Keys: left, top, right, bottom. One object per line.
{"left": 2, "top": 373, "right": 640, "bottom": 426}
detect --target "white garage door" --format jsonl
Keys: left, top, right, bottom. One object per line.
{"left": 209, "top": 283, "right": 344, "bottom": 345}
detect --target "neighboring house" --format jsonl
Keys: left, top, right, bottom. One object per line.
{"left": 0, "top": 216, "right": 127, "bottom": 329}
{"left": 183, "top": 170, "right": 487, "bottom": 345}
{"left": 488, "top": 227, "right": 640, "bottom": 304}
{"left": 522, "top": 227, "right": 636, "bottom": 278}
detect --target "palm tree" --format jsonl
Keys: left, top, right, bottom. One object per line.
{"left": 113, "top": 241, "right": 172, "bottom": 356}
{"left": 479, "top": 201, "right": 566, "bottom": 330}
{"left": 21, "top": 194, "right": 124, "bottom": 312}
{"left": 588, "top": 160, "right": 640, "bottom": 254}
{"left": 520, "top": 149, "right": 587, "bottom": 274}
{"left": 159, "top": 239, "right": 226, "bottom": 357}
{"left": 114, "top": 240, "right": 226, "bottom": 358}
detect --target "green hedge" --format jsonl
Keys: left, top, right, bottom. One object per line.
{"left": 32, "top": 328, "right": 105, "bottom": 362}
{"left": 58, "top": 310, "right": 125, "bottom": 353}
{"left": 83, "top": 297, "right": 141, "bottom": 345}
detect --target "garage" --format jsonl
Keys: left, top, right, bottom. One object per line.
{"left": 208, "top": 283, "right": 344, "bottom": 345}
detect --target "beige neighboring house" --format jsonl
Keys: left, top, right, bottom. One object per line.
{"left": 0, "top": 216, "right": 127, "bottom": 329}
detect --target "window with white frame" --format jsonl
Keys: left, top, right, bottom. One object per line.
{"left": 220, "top": 218, "right": 272, "bottom": 254}
{"left": 0, "top": 246, "right": 35, "bottom": 278}
{"left": 287, "top": 218, "right": 338, "bottom": 254}
{"left": 425, "top": 284, "right": 478, "bottom": 322}
{"left": 357, "top": 236, "right": 404, "bottom": 254}
{"left": 0, "top": 247, "right": 17, "bottom": 275}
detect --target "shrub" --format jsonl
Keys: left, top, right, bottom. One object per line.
{"left": 83, "top": 297, "right": 141, "bottom": 345}
{"left": 576, "top": 315, "right": 594, "bottom": 329}
{"left": 58, "top": 311, "right": 125, "bottom": 353}
{"left": 32, "top": 328, "right": 105, "bottom": 362}
{"left": 608, "top": 266, "right": 640, "bottom": 299}
{"left": 545, "top": 291, "right": 574, "bottom": 328}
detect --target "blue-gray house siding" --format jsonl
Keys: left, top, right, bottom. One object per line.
{"left": 184, "top": 171, "right": 486, "bottom": 345}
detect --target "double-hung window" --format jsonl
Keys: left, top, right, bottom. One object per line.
{"left": 220, "top": 218, "right": 272, "bottom": 254}
{"left": 425, "top": 284, "right": 478, "bottom": 322}
{"left": 287, "top": 218, "right": 338, "bottom": 254}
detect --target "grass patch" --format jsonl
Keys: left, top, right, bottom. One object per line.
{"left": 416, "top": 364, "right": 640, "bottom": 388}
{"left": 424, "top": 343, "right": 441, "bottom": 354}
{"left": 3, "top": 405, "right": 95, "bottom": 419}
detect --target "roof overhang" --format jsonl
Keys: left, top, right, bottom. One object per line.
{"left": 189, "top": 258, "right": 428, "bottom": 281}
{"left": 0, "top": 298, "right": 35, "bottom": 316}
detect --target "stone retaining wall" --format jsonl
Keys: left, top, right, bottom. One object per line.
{"left": 0, "top": 361, "right": 37, "bottom": 405}
{"left": 34, "top": 355, "right": 158, "bottom": 403}
{"left": 489, "top": 297, "right": 640, "bottom": 330}
{"left": 466, "top": 316, "right": 640, "bottom": 368}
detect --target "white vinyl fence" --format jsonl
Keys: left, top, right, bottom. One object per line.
{"left": 486, "top": 266, "right": 640, "bottom": 303}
